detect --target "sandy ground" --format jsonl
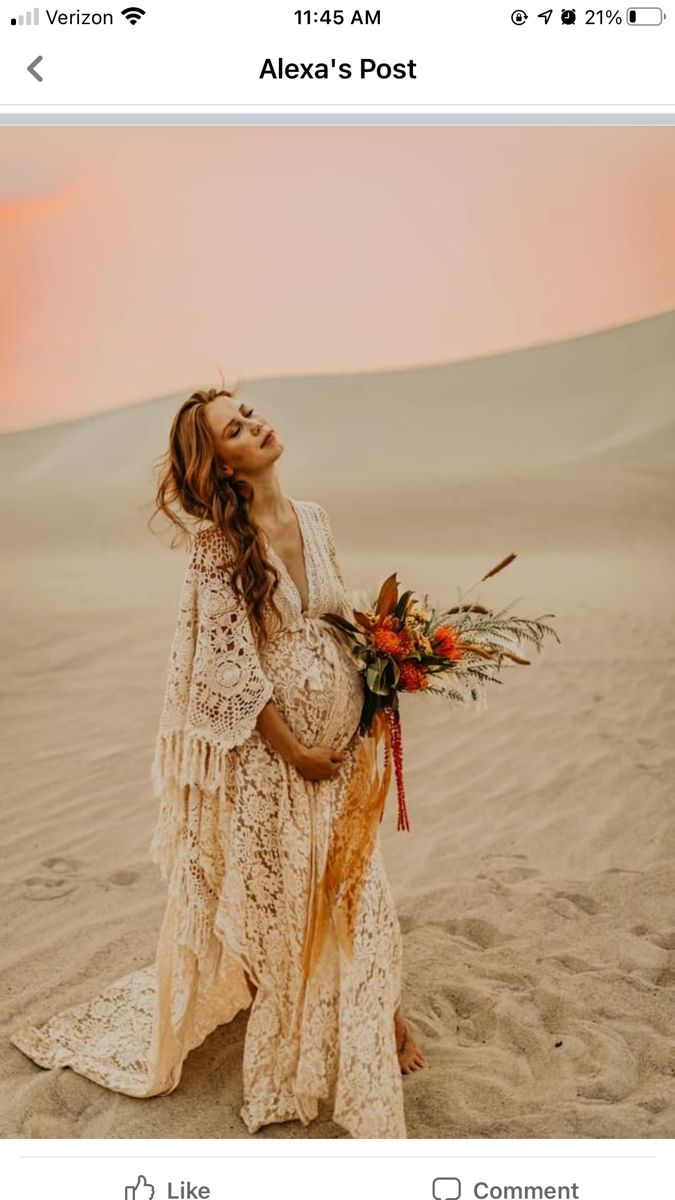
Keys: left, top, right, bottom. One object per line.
{"left": 1, "top": 312, "right": 674, "bottom": 1138}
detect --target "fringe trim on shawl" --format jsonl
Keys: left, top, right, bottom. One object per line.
{"left": 149, "top": 724, "right": 250, "bottom": 799}
{"left": 148, "top": 711, "right": 269, "bottom": 882}
{"left": 172, "top": 887, "right": 222, "bottom": 980}
{"left": 149, "top": 726, "right": 229, "bottom": 962}
{"left": 148, "top": 712, "right": 273, "bottom": 989}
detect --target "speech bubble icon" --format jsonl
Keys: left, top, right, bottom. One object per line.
{"left": 432, "top": 1179, "right": 461, "bottom": 1200}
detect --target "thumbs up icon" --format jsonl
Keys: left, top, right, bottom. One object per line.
{"left": 125, "top": 1177, "right": 155, "bottom": 1200}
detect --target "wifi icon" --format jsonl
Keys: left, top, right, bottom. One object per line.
{"left": 121, "top": 5, "right": 145, "bottom": 23}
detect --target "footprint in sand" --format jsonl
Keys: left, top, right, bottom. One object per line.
{"left": 22, "top": 877, "right": 78, "bottom": 901}
{"left": 106, "top": 869, "right": 139, "bottom": 887}
{"left": 548, "top": 954, "right": 596, "bottom": 974}
{"left": 42, "top": 856, "right": 82, "bottom": 874}
{"left": 548, "top": 891, "right": 601, "bottom": 918}
{"left": 632, "top": 925, "right": 675, "bottom": 951}
{"left": 479, "top": 854, "right": 539, "bottom": 886}
{"left": 638, "top": 1095, "right": 671, "bottom": 1114}
{"left": 493, "top": 866, "right": 539, "bottom": 883}
{"left": 22, "top": 859, "right": 139, "bottom": 900}
{"left": 436, "top": 916, "right": 509, "bottom": 950}
{"left": 22, "top": 857, "right": 85, "bottom": 901}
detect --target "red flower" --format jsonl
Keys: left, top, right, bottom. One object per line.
{"left": 397, "top": 660, "right": 428, "bottom": 691}
{"left": 432, "top": 624, "right": 464, "bottom": 661}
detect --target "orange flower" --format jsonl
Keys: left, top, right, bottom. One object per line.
{"left": 432, "top": 624, "right": 464, "bottom": 661}
{"left": 372, "top": 628, "right": 413, "bottom": 658}
{"left": 372, "top": 614, "right": 414, "bottom": 659}
{"left": 397, "top": 660, "right": 429, "bottom": 691}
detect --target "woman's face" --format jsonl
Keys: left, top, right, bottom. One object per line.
{"left": 205, "top": 394, "right": 283, "bottom": 478}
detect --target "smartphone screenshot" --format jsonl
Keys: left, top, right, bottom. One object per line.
{"left": 1, "top": 1, "right": 673, "bottom": 1196}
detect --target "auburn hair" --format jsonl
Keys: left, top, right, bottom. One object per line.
{"left": 147, "top": 381, "right": 284, "bottom": 650}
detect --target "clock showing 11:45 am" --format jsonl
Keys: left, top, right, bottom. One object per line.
{"left": 294, "top": 9, "right": 382, "bottom": 23}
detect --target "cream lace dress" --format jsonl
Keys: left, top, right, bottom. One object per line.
{"left": 11, "top": 498, "right": 407, "bottom": 1139}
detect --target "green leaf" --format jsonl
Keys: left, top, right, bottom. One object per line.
{"left": 394, "top": 589, "right": 415, "bottom": 620}
{"left": 366, "top": 657, "right": 391, "bottom": 696}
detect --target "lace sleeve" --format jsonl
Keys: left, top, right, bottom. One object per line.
{"left": 188, "top": 529, "right": 275, "bottom": 743}
{"left": 151, "top": 528, "right": 275, "bottom": 799}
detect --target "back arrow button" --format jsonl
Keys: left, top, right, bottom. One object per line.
{"left": 27, "top": 55, "right": 44, "bottom": 81}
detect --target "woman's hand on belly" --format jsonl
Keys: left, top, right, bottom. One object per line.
{"left": 291, "top": 744, "right": 349, "bottom": 781}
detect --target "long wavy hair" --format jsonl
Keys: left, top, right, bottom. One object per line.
{"left": 147, "top": 382, "right": 284, "bottom": 650}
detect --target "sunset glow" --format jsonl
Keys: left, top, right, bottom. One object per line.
{"left": 2, "top": 126, "right": 675, "bottom": 431}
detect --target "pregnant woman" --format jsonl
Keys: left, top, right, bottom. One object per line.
{"left": 11, "top": 385, "right": 426, "bottom": 1139}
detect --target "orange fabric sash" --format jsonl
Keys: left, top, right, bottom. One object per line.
{"left": 301, "top": 708, "right": 393, "bottom": 980}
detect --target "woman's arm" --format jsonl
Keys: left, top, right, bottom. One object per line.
{"left": 255, "top": 700, "right": 304, "bottom": 767}
{"left": 256, "top": 700, "right": 348, "bottom": 780}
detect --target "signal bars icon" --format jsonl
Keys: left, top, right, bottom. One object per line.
{"left": 11, "top": 7, "right": 39, "bottom": 23}
{"left": 121, "top": 5, "right": 145, "bottom": 22}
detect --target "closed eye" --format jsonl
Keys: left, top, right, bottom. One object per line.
{"left": 230, "top": 407, "right": 255, "bottom": 437}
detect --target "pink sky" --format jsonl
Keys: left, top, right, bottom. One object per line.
{"left": 1, "top": 125, "right": 675, "bottom": 432}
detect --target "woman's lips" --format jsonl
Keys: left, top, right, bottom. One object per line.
{"left": 262, "top": 431, "right": 275, "bottom": 446}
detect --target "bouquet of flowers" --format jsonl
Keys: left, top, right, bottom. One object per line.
{"left": 302, "top": 551, "right": 560, "bottom": 979}
{"left": 323, "top": 551, "right": 560, "bottom": 832}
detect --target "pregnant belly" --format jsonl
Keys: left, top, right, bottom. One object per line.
{"left": 260, "top": 619, "right": 364, "bottom": 751}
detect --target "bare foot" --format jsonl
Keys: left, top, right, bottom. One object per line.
{"left": 394, "top": 1010, "right": 428, "bottom": 1074}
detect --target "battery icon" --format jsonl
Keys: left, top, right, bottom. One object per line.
{"left": 626, "top": 7, "right": 663, "bottom": 21}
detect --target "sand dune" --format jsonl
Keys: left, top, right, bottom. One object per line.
{"left": 1, "top": 311, "right": 674, "bottom": 1138}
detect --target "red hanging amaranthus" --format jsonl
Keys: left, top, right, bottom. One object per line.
{"left": 385, "top": 704, "right": 410, "bottom": 832}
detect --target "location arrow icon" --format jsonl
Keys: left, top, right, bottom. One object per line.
{"left": 27, "top": 55, "right": 43, "bottom": 81}
{"left": 538, "top": 8, "right": 553, "bottom": 20}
